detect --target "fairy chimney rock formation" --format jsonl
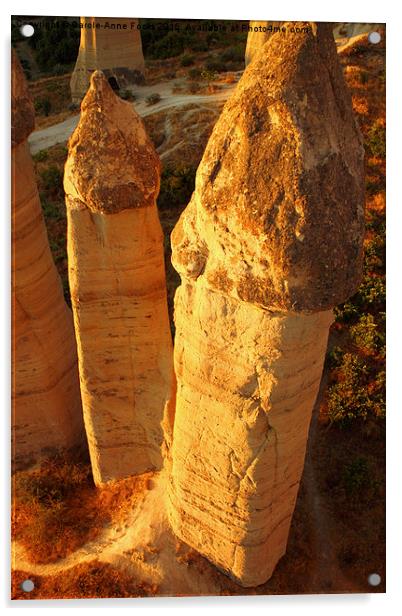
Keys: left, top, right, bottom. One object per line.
{"left": 12, "top": 50, "right": 84, "bottom": 470}
{"left": 70, "top": 17, "right": 145, "bottom": 103}
{"left": 168, "top": 23, "right": 364, "bottom": 587}
{"left": 64, "top": 71, "right": 173, "bottom": 486}
{"left": 245, "top": 21, "right": 284, "bottom": 66}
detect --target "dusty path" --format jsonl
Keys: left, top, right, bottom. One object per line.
{"left": 28, "top": 79, "right": 238, "bottom": 154}
{"left": 12, "top": 471, "right": 226, "bottom": 597}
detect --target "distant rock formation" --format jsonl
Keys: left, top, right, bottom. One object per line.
{"left": 70, "top": 18, "right": 145, "bottom": 104}
{"left": 245, "top": 20, "right": 384, "bottom": 66}
{"left": 167, "top": 23, "right": 365, "bottom": 586}
{"left": 64, "top": 71, "right": 174, "bottom": 486}
{"left": 11, "top": 50, "right": 84, "bottom": 470}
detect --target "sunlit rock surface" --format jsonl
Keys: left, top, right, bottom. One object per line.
{"left": 245, "top": 21, "right": 285, "bottom": 66}
{"left": 70, "top": 17, "right": 145, "bottom": 103}
{"left": 12, "top": 50, "right": 84, "bottom": 470}
{"left": 167, "top": 23, "right": 365, "bottom": 586}
{"left": 64, "top": 71, "right": 174, "bottom": 486}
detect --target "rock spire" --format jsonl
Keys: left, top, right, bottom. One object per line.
{"left": 167, "top": 23, "right": 365, "bottom": 586}
{"left": 12, "top": 50, "right": 84, "bottom": 470}
{"left": 64, "top": 71, "right": 174, "bottom": 486}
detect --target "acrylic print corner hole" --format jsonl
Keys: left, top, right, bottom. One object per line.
{"left": 20, "top": 24, "right": 34, "bottom": 37}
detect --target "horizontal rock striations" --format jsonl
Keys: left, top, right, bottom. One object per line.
{"left": 70, "top": 17, "right": 145, "bottom": 103}
{"left": 167, "top": 23, "right": 365, "bottom": 586}
{"left": 64, "top": 71, "right": 174, "bottom": 486}
{"left": 11, "top": 50, "right": 84, "bottom": 470}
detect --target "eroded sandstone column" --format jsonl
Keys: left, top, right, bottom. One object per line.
{"left": 11, "top": 51, "right": 84, "bottom": 470}
{"left": 64, "top": 71, "right": 173, "bottom": 486}
{"left": 167, "top": 23, "right": 365, "bottom": 586}
{"left": 70, "top": 17, "right": 145, "bottom": 103}
{"left": 245, "top": 21, "right": 284, "bottom": 66}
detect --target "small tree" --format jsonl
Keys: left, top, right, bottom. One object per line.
{"left": 201, "top": 69, "right": 217, "bottom": 92}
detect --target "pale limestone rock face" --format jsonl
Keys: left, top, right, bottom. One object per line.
{"left": 167, "top": 23, "right": 365, "bottom": 586}
{"left": 64, "top": 72, "right": 174, "bottom": 486}
{"left": 12, "top": 51, "right": 84, "bottom": 470}
{"left": 168, "top": 282, "right": 333, "bottom": 585}
{"left": 70, "top": 17, "right": 145, "bottom": 103}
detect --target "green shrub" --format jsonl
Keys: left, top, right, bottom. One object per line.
{"left": 326, "top": 345, "right": 345, "bottom": 369}
{"left": 204, "top": 58, "right": 226, "bottom": 72}
{"left": 327, "top": 353, "right": 385, "bottom": 426}
{"left": 364, "top": 233, "right": 385, "bottom": 271}
{"left": 35, "top": 97, "right": 52, "bottom": 116}
{"left": 336, "top": 275, "right": 385, "bottom": 324}
{"left": 41, "top": 197, "right": 64, "bottom": 222}
{"left": 33, "top": 150, "right": 49, "bottom": 163}
{"left": 19, "top": 58, "right": 31, "bottom": 80}
{"left": 190, "top": 40, "right": 209, "bottom": 52}
{"left": 26, "top": 18, "right": 80, "bottom": 74}
{"left": 146, "top": 93, "right": 161, "bottom": 106}
{"left": 201, "top": 69, "right": 218, "bottom": 85}
{"left": 181, "top": 54, "right": 194, "bottom": 67}
{"left": 334, "top": 300, "right": 360, "bottom": 324}
{"left": 357, "top": 275, "right": 386, "bottom": 308}
{"left": 222, "top": 45, "right": 244, "bottom": 63}
{"left": 342, "top": 457, "right": 372, "bottom": 495}
{"left": 350, "top": 314, "right": 384, "bottom": 355}
{"left": 40, "top": 165, "right": 63, "bottom": 197}
{"left": 158, "top": 165, "right": 196, "bottom": 211}
{"left": 358, "top": 71, "right": 369, "bottom": 85}
{"left": 188, "top": 67, "right": 201, "bottom": 80}
{"left": 366, "top": 119, "right": 386, "bottom": 158}
{"left": 149, "top": 31, "right": 190, "bottom": 59}
{"left": 45, "top": 82, "right": 59, "bottom": 92}
{"left": 120, "top": 89, "right": 136, "bottom": 101}
{"left": 51, "top": 63, "right": 67, "bottom": 76}
{"left": 49, "top": 237, "right": 67, "bottom": 264}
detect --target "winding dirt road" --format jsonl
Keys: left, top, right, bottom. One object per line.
{"left": 28, "top": 79, "right": 238, "bottom": 155}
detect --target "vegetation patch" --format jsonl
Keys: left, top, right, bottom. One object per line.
{"left": 146, "top": 93, "right": 162, "bottom": 106}
{"left": 12, "top": 562, "right": 157, "bottom": 599}
{"left": 12, "top": 450, "right": 152, "bottom": 564}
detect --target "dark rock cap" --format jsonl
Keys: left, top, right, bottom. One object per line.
{"left": 172, "top": 22, "right": 365, "bottom": 313}
{"left": 64, "top": 71, "right": 160, "bottom": 213}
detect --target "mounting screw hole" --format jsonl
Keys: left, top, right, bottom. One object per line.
{"left": 20, "top": 24, "right": 35, "bottom": 38}
{"left": 21, "top": 579, "right": 35, "bottom": 592}
{"left": 368, "top": 573, "right": 381, "bottom": 586}
{"left": 368, "top": 32, "right": 381, "bottom": 44}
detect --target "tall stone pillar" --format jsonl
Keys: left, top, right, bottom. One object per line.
{"left": 167, "top": 23, "right": 365, "bottom": 586}
{"left": 70, "top": 17, "right": 145, "bottom": 104}
{"left": 64, "top": 71, "right": 174, "bottom": 486}
{"left": 11, "top": 50, "right": 84, "bottom": 470}
{"left": 245, "top": 21, "right": 284, "bottom": 66}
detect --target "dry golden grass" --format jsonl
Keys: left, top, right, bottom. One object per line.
{"left": 12, "top": 561, "right": 157, "bottom": 599}
{"left": 12, "top": 450, "right": 153, "bottom": 565}
{"left": 352, "top": 95, "right": 369, "bottom": 116}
